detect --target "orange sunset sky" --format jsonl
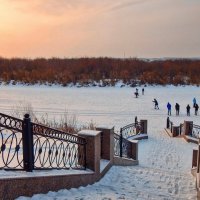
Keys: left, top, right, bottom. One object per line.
{"left": 0, "top": 0, "right": 200, "bottom": 58}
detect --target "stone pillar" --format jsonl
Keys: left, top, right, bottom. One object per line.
{"left": 172, "top": 126, "right": 179, "bottom": 137}
{"left": 197, "top": 144, "right": 200, "bottom": 173}
{"left": 78, "top": 130, "right": 101, "bottom": 173}
{"left": 130, "top": 140, "right": 138, "bottom": 161}
{"left": 183, "top": 121, "right": 193, "bottom": 136}
{"left": 140, "top": 120, "right": 148, "bottom": 134}
{"left": 192, "top": 147, "right": 198, "bottom": 168}
{"left": 96, "top": 126, "right": 114, "bottom": 162}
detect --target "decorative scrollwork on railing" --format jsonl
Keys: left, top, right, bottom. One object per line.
{"left": 121, "top": 137, "right": 132, "bottom": 158}
{"left": 114, "top": 133, "right": 132, "bottom": 159}
{"left": 0, "top": 112, "right": 86, "bottom": 171}
{"left": 0, "top": 127, "right": 23, "bottom": 169}
{"left": 32, "top": 123, "right": 86, "bottom": 145}
{"left": 0, "top": 113, "right": 23, "bottom": 132}
{"left": 121, "top": 123, "right": 139, "bottom": 139}
{"left": 191, "top": 124, "right": 200, "bottom": 139}
{"left": 32, "top": 123, "right": 86, "bottom": 170}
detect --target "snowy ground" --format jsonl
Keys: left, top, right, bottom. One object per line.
{"left": 0, "top": 85, "right": 199, "bottom": 199}
{"left": 17, "top": 128, "right": 197, "bottom": 200}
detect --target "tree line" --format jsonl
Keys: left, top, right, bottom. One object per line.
{"left": 0, "top": 57, "right": 200, "bottom": 86}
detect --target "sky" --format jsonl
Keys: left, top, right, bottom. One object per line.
{"left": 0, "top": 0, "right": 200, "bottom": 58}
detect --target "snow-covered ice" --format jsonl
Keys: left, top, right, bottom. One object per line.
{"left": 0, "top": 85, "right": 199, "bottom": 199}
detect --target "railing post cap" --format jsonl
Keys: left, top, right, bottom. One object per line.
{"left": 24, "top": 113, "right": 30, "bottom": 119}
{"left": 78, "top": 130, "right": 101, "bottom": 137}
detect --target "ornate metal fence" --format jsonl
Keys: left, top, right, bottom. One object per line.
{"left": 32, "top": 123, "right": 86, "bottom": 170}
{"left": 0, "top": 113, "right": 24, "bottom": 170}
{"left": 179, "top": 123, "right": 184, "bottom": 135}
{"left": 121, "top": 123, "right": 140, "bottom": 139}
{"left": 114, "top": 131, "right": 133, "bottom": 159}
{"left": 191, "top": 124, "right": 200, "bottom": 139}
{"left": 0, "top": 113, "right": 86, "bottom": 171}
{"left": 166, "top": 117, "right": 173, "bottom": 133}
{"left": 113, "top": 120, "right": 143, "bottom": 159}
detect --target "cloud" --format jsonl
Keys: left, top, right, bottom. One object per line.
{"left": 105, "top": 0, "right": 151, "bottom": 12}
{"left": 7, "top": 0, "right": 152, "bottom": 16}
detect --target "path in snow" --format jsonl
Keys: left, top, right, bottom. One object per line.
{"left": 9, "top": 86, "right": 200, "bottom": 199}
{"left": 17, "top": 117, "right": 197, "bottom": 200}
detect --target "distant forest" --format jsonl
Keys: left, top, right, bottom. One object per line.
{"left": 0, "top": 57, "right": 200, "bottom": 86}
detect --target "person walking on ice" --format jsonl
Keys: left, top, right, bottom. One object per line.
{"left": 134, "top": 91, "right": 139, "bottom": 98}
{"left": 186, "top": 104, "right": 190, "bottom": 116}
{"left": 193, "top": 97, "right": 197, "bottom": 108}
{"left": 175, "top": 103, "right": 180, "bottom": 116}
{"left": 167, "top": 102, "right": 171, "bottom": 116}
{"left": 195, "top": 103, "right": 199, "bottom": 115}
{"left": 142, "top": 88, "right": 144, "bottom": 95}
{"left": 134, "top": 88, "right": 139, "bottom": 98}
{"left": 153, "top": 99, "right": 159, "bottom": 109}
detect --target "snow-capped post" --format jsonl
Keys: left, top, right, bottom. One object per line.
{"left": 78, "top": 130, "right": 101, "bottom": 173}
{"left": 140, "top": 120, "right": 148, "bottom": 134}
{"left": 167, "top": 117, "right": 170, "bottom": 129}
{"left": 96, "top": 126, "right": 114, "bottom": 162}
{"left": 22, "top": 114, "right": 34, "bottom": 172}
{"left": 183, "top": 121, "right": 193, "bottom": 135}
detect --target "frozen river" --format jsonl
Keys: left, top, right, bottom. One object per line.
{"left": 1, "top": 84, "right": 200, "bottom": 130}
{"left": 12, "top": 84, "right": 198, "bottom": 200}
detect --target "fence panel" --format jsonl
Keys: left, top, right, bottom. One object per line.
{"left": 191, "top": 124, "right": 200, "bottom": 139}
{"left": 0, "top": 113, "right": 24, "bottom": 170}
{"left": 32, "top": 123, "right": 86, "bottom": 170}
{"left": 0, "top": 113, "right": 86, "bottom": 171}
{"left": 121, "top": 123, "right": 139, "bottom": 139}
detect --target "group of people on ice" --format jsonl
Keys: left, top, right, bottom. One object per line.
{"left": 152, "top": 97, "right": 199, "bottom": 116}
{"left": 134, "top": 88, "right": 144, "bottom": 98}
{"left": 166, "top": 98, "right": 199, "bottom": 116}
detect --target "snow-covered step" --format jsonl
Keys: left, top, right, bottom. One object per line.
{"left": 17, "top": 165, "right": 196, "bottom": 200}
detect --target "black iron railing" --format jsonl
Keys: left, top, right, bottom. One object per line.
{"left": 32, "top": 123, "right": 86, "bottom": 170}
{"left": 121, "top": 123, "right": 141, "bottom": 139}
{"left": 191, "top": 124, "right": 200, "bottom": 139}
{"left": 0, "top": 112, "right": 86, "bottom": 171}
{"left": 114, "top": 132, "right": 132, "bottom": 159}
{"left": 166, "top": 117, "right": 173, "bottom": 133}
{"left": 0, "top": 113, "right": 24, "bottom": 170}
{"left": 179, "top": 123, "right": 184, "bottom": 135}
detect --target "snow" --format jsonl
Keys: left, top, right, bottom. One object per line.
{"left": 100, "top": 159, "right": 110, "bottom": 173}
{"left": 0, "top": 85, "right": 199, "bottom": 199}
{"left": 79, "top": 130, "right": 101, "bottom": 136}
{"left": 129, "top": 133, "right": 148, "bottom": 140}
{"left": 0, "top": 168, "right": 93, "bottom": 179}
